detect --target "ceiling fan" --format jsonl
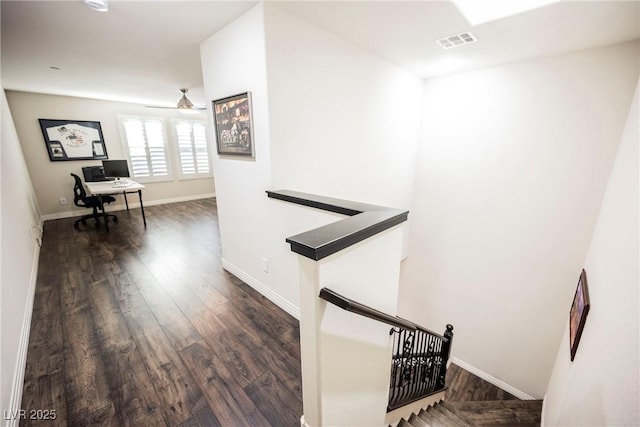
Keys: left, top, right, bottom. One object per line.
{"left": 146, "top": 89, "right": 206, "bottom": 114}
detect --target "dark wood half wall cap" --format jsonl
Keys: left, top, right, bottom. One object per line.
{"left": 266, "top": 190, "right": 409, "bottom": 261}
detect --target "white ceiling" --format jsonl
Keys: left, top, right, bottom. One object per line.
{"left": 2, "top": 1, "right": 639, "bottom": 108}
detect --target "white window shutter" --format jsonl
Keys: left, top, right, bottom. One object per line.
{"left": 174, "top": 120, "right": 211, "bottom": 177}
{"left": 121, "top": 117, "right": 170, "bottom": 180}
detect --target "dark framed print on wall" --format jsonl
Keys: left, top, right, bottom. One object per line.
{"left": 39, "top": 119, "right": 108, "bottom": 161}
{"left": 569, "top": 269, "right": 590, "bottom": 361}
{"left": 212, "top": 92, "right": 254, "bottom": 158}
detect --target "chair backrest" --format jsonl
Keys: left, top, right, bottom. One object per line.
{"left": 70, "top": 173, "right": 88, "bottom": 207}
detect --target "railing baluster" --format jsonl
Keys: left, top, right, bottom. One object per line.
{"left": 387, "top": 324, "right": 455, "bottom": 411}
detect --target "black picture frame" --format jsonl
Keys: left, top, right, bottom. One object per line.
{"left": 212, "top": 92, "right": 254, "bottom": 157}
{"left": 39, "top": 119, "right": 108, "bottom": 161}
{"left": 569, "top": 269, "right": 590, "bottom": 361}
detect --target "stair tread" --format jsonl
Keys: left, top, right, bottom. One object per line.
{"left": 408, "top": 412, "right": 431, "bottom": 427}
{"left": 417, "top": 404, "right": 470, "bottom": 427}
{"left": 398, "top": 418, "right": 415, "bottom": 427}
{"left": 447, "top": 400, "right": 543, "bottom": 425}
{"left": 435, "top": 402, "right": 473, "bottom": 426}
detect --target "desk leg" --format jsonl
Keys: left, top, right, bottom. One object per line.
{"left": 138, "top": 190, "right": 147, "bottom": 228}
{"left": 124, "top": 192, "right": 129, "bottom": 211}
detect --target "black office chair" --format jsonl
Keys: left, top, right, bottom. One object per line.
{"left": 71, "top": 173, "right": 118, "bottom": 229}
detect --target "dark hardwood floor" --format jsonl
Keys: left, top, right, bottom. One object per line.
{"left": 21, "top": 199, "right": 302, "bottom": 426}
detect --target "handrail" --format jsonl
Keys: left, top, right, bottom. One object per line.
{"left": 319, "top": 288, "right": 446, "bottom": 339}
{"left": 267, "top": 190, "right": 408, "bottom": 261}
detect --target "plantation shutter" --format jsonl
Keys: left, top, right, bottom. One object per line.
{"left": 121, "top": 118, "right": 170, "bottom": 180}
{"left": 175, "top": 121, "right": 211, "bottom": 177}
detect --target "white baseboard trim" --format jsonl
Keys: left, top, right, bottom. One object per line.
{"left": 5, "top": 242, "right": 41, "bottom": 427}
{"left": 450, "top": 356, "right": 535, "bottom": 400}
{"left": 221, "top": 258, "right": 300, "bottom": 320}
{"left": 40, "top": 193, "right": 215, "bottom": 222}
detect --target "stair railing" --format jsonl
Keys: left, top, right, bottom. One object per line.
{"left": 319, "top": 287, "right": 454, "bottom": 412}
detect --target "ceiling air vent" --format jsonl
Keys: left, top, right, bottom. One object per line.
{"left": 436, "top": 32, "right": 477, "bottom": 49}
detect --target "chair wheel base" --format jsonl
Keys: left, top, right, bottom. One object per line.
{"left": 73, "top": 214, "right": 118, "bottom": 230}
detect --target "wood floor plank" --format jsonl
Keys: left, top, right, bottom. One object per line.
{"left": 178, "top": 340, "right": 272, "bottom": 427}
{"left": 23, "top": 287, "right": 64, "bottom": 380}
{"left": 100, "top": 261, "right": 209, "bottom": 426}
{"left": 214, "top": 302, "right": 303, "bottom": 397}
{"left": 179, "top": 404, "right": 222, "bottom": 427}
{"left": 62, "top": 303, "right": 116, "bottom": 425}
{"left": 245, "top": 371, "right": 304, "bottom": 427}
{"left": 19, "top": 371, "right": 67, "bottom": 427}
{"left": 86, "top": 279, "right": 166, "bottom": 426}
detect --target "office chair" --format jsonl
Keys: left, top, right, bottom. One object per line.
{"left": 70, "top": 173, "right": 118, "bottom": 229}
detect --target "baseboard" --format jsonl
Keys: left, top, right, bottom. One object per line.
{"left": 450, "top": 356, "right": 535, "bottom": 400}
{"left": 221, "top": 258, "right": 300, "bottom": 320}
{"left": 40, "top": 193, "right": 215, "bottom": 221}
{"left": 5, "top": 242, "right": 41, "bottom": 427}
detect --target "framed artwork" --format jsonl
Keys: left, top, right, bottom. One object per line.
{"left": 39, "top": 119, "right": 108, "bottom": 161}
{"left": 569, "top": 269, "right": 590, "bottom": 361}
{"left": 212, "top": 92, "right": 254, "bottom": 157}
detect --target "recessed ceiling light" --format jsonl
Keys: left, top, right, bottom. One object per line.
{"left": 84, "top": 0, "right": 109, "bottom": 12}
{"left": 452, "top": 0, "right": 558, "bottom": 26}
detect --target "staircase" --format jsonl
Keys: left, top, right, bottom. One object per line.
{"left": 393, "top": 364, "right": 543, "bottom": 427}
{"left": 317, "top": 287, "right": 543, "bottom": 427}
{"left": 397, "top": 399, "right": 543, "bottom": 427}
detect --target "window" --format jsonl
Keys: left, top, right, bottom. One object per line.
{"left": 172, "top": 120, "right": 211, "bottom": 178}
{"left": 119, "top": 116, "right": 170, "bottom": 181}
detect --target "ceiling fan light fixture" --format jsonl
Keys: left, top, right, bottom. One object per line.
{"left": 176, "top": 89, "right": 199, "bottom": 114}
{"left": 84, "top": 0, "right": 109, "bottom": 12}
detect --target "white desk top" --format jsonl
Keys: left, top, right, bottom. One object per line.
{"left": 85, "top": 179, "right": 145, "bottom": 195}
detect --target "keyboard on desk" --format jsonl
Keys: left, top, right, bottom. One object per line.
{"left": 113, "top": 181, "right": 134, "bottom": 188}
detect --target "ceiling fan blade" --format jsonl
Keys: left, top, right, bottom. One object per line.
{"left": 144, "top": 89, "right": 206, "bottom": 111}
{"left": 144, "top": 105, "right": 206, "bottom": 111}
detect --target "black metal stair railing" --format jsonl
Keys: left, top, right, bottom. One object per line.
{"left": 387, "top": 324, "right": 453, "bottom": 411}
{"left": 318, "top": 287, "right": 454, "bottom": 413}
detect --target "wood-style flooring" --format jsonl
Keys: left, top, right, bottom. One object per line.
{"left": 20, "top": 199, "right": 302, "bottom": 426}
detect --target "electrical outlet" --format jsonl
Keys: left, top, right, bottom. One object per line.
{"left": 262, "top": 257, "right": 269, "bottom": 273}
{"left": 59, "top": 197, "right": 68, "bottom": 205}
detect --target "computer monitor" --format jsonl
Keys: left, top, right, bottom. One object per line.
{"left": 102, "top": 160, "right": 130, "bottom": 180}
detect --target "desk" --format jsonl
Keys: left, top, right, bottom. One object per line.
{"left": 85, "top": 180, "right": 146, "bottom": 231}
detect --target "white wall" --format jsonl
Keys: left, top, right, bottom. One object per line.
{"left": 200, "top": 3, "right": 423, "bottom": 316}
{"left": 5, "top": 91, "right": 214, "bottom": 218}
{"left": 264, "top": 4, "right": 423, "bottom": 210}
{"left": 399, "top": 41, "right": 639, "bottom": 398}
{"left": 1, "top": 89, "right": 42, "bottom": 425}
{"left": 542, "top": 79, "right": 639, "bottom": 426}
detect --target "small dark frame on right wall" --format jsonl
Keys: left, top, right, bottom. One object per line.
{"left": 569, "top": 269, "right": 590, "bottom": 361}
